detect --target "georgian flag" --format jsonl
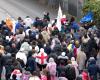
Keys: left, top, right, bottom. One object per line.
{"left": 36, "top": 48, "right": 48, "bottom": 65}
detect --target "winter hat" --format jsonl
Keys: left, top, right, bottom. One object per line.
{"left": 89, "top": 57, "right": 95, "bottom": 60}
{"left": 49, "top": 57, "right": 54, "bottom": 63}
{"left": 40, "top": 48, "right": 44, "bottom": 52}
{"left": 71, "top": 57, "right": 75, "bottom": 61}
{"left": 35, "top": 46, "right": 39, "bottom": 53}
{"left": 61, "top": 52, "right": 66, "bottom": 56}
{"left": 48, "top": 23, "right": 52, "bottom": 28}
{"left": 75, "top": 40, "right": 79, "bottom": 45}
{"left": 62, "top": 15, "right": 66, "bottom": 18}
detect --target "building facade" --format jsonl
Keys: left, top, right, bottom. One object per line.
{"left": 37, "top": 0, "right": 84, "bottom": 17}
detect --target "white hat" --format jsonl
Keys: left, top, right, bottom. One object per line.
{"left": 89, "top": 57, "right": 95, "bottom": 60}
{"left": 48, "top": 23, "right": 52, "bottom": 28}
{"left": 40, "top": 48, "right": 44, "bottom": 52}
{"left": 61, "top": 52, "right": 66, "bottom": 56}
{"left": 49, "top": 57, "right": 54, "bottom": 63}
{"left": 35, "top": 46, "right": 39, "bottom": 52}
{"left": 71, "top": 57, "right": 75, "bottom": 61}
{"left": 62, "top": 15, "right": 66, "bottom": 18}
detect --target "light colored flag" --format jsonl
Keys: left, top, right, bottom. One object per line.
{"left": 56, "top": 5, "right": 63, "bottom": 31}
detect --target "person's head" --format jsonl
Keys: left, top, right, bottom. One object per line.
{"left": 11, "top": 43, "right": 16, "bottom": 48}
{"left": 41, "top": 69, "right": 48, "bottom": 76}
{"left": 32, "top": 71, "right": 40, "bottom": 77}
{"left": 32, "top": 45, "right": 35, "bottom": 53}
{"left": 71, "top": 57, "right": 75, "bottom": 61}
{"left": 35, "top": 46, "right": 39, "bottom": 53}
{"left": 60, "top": 60, "right": 65, "bottom": 66}
{"left": 1, "top": 20, "right": 6, "bottom": 25}
{"left": 70, "top": 16, "right": 75, "bottom": 23}
{"left": 28, "top": 51, "right": 33, "bottom": 58}
{"left": 12, "top": 74, "right": 17, "bottom": 80}
{"left": 18, "top": 17, "right": 22, "bottom": 21}
{"left": 5, "top": 45, "right": 10, "bottom": 52}
{"left": 35, "top": 17, "right": 40, "bottom": 21}
{"left": 67, "top": 60, "right": 72, "bottom": 64}
{"left": 84, "top": 34, "right": 88, "bottom": 38}
{"left": 47, "top": 12, "right": 49, "bottom": 16}
{"left": 19, "top": 27, "right": 24, "bottom": 34}
{"left": 11, "top": 53, "right": 16, "bottom": 58}
{"left": 49, "top": 57, "right": 55, "bottom": 63}
{"left": 26, "top": 16, "right": 30, "bottom": 18}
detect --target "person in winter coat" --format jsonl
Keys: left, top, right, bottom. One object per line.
{"left": 5, "top": 59, "right": 14, "bottom": 80}
{"left": 24, "top": 16, "right": 33, "bottom": 29}
{"left": 71, "top": 57, "right": 79, "bottom": 77}
{"left": 86, "top": 36, "right": 98, "bottom": 59}
{"left": 15, "top": 17, "right": 24, "bottom": 32}
{"left": 76, "top": 75, "right": 83, "bottom": 80}
{"left": 20, "top": 40, "right": 32, "bottom": 55}
{"left": 65, "top": 61, "right": 76, "bottom": 80}
{"left": 16, "top": 48, "right": 27, "bottom": 66}
{"left": 40, "top": 69, "right": 48, "bottom": 80}
{"left": 4, "top": 54, "right": 13, "bottom": 80}
{"left": 10, "top": 69, "right": 22, "bottom": 80}
{"left": 87, "top": 58, "right": 99, "bottom": 80}
{"left": 81, "top": 69, "right": 90, "bottom": 80}
{"left": 0, "top": 45, "right": 5, "bottom": 55}
{"left": 46, "top": 57, "right": 57, "bottom": 80}
{"left": 41, "top": 28, "right": 50, "bottom": 44}
{"left": 58, "top": 52, "right": 68, "bottom": 66}
{"left": 36, "top": 48, "right": 48, "bottom": 71}
{"left": 96, "top": 50, "right": 100, "bottom": 69}
{"left": 0, "top": 53, "right": 5, "bottom": 80}
{"left": 26, "top": 51, "right": 37, "bottom": 74}
{"left": 57, "top": 60, "right": 66, "bottom": 77}
{"left": 76, "top": 48, "right": 87, "bottom": 73}
{"left": 16, "top": 27, "right": 25, "bottom": 42}
{"left": 6, "top": 17, "right": 13, "bottom": 32}
{"left": 43, "top": 12, "right": 50, "bottom": 22}
{"left": 96, "top": 50, "right": 100, "bottom": 80}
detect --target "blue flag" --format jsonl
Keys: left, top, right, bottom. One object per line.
{"left": 80, "top": 11, "right": 93, "bottom": 23}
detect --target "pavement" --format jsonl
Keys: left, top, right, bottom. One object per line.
{"left": 0, "top": 0, "right": 57, "bottom": 21}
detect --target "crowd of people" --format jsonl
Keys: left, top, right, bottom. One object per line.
{"left": 0, "top": 12, "right": 100, "bottom": 80}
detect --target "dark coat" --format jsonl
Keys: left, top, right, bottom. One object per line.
{"left": 0, "top": 54, "right": 5, "bottom": 74}
{"left": 87, "top": 59, "right": 99, "bottom": 76}
{"left": 57, "top": 65, "right": 66, "bottom": 77}
{"left": 26, "top": 56, "right": 37, "bottom": 74}
{"left": 65, "top": 64, "right": 76, "bottom": 80}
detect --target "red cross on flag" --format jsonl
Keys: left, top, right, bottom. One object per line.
{"left": 36, "top": 48, "right": 48, "bottom": 65}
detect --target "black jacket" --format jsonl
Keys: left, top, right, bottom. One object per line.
{"left": 65, "top": 64, "right": 76, "bottom": 80}
{"left": 0, "top": 54, "right": 5, "bottom": 73}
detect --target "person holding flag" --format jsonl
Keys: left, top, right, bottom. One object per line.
{"left": 36, "top": 48, "right": 48, "bottom": 71}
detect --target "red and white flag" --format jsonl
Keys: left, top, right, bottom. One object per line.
{"left": 36, "top": 48, "right": 48, "bottom": 65}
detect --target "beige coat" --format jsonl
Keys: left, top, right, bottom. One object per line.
{"left": 41, "top": 31, "right": 50, "bottom": 44}
{"left": 76, "top": 50, "right": 87, "bottom": 71}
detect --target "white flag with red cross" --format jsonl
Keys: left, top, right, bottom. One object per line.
{"left": 36, "top": 48, "right": 48, "bottom": 65}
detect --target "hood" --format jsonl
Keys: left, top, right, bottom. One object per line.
{"left": 49, "top": 57, "right": 55, "bottom": 63}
